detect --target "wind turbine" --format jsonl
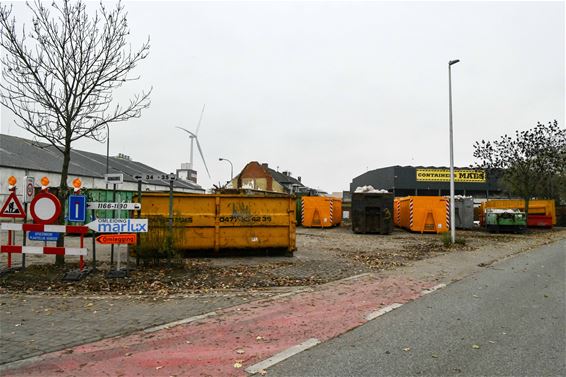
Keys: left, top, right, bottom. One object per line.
{"left": 176, "top": 104, "right": 211, "bottom": 179}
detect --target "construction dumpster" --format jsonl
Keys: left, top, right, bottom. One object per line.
{"left": 485, "top": 209, "right": 527, "bottom": 233}
{"left": 137, "top": 193, "right": 296, "bottom": 252}
{"left": 294, "top": 193, "right": 311, "bottom": 226}
{"left": 394, "top": 198, "right": 401, "bottom": 227}
{"left": 480, "top": 199, "right": 555, "bottom": 227}
{"left": 453, "top": 196, "right": 474, "bottom": 229}
{"left": 398, "top": 196, "right": 449, "bottom": 233}
{"left": 300, "top": 196, "right": 342, "bottom": 228}
{"left": 351, "top": 192, "right": 393, "bottom": 234}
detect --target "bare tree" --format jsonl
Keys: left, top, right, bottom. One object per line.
{"left": 473, "top": 120, "right": 566, "bottom": 219}
{"left": 1, "top": 0, "right": 151, "bottom": 263}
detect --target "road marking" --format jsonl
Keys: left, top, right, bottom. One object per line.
{"left": 143, "top": 311, "right": 217, "bottom": 333}
{"left": 245, "top": 338, "right": 321, "bottom": 375}
{"left": 421, "top": 283, "right": 446, "bottom": 295}
{"left": 365, "top": 303, "right": 403, "bottom": 321}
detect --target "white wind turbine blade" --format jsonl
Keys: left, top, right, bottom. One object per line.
{"left": 194, "top": 137, "right": 211, "bottom": 178}
{"left": 195, "top": 104, "right": 206, "bottom": 136}
{"left": 176, "top": 126, "right": 193, "bottom": 136}
{"left": 176, "top": 126, "right": 194, "bottom": 162}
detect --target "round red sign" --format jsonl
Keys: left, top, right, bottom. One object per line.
{"left": 26, "top": 182, "right": 34, "bottom": 198}
{"left": 30, "top": 192, "right": 61, "bottom": 224}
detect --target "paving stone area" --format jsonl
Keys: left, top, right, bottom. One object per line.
{"left": 0, "top": 292, "right": 270, "bottom": 365}
{"left": 2, "top": 228, "right": 564, "bottom": 367}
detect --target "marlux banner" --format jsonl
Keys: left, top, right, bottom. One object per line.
{"left": 86, "top": 219, "right": 148, "bottom": 233}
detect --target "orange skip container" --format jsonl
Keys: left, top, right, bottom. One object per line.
{"left": 397, "top": 196, "right": 449, "bottom": 233}
{"left": 300, "top": 196, "right": 342, "bottom": 228}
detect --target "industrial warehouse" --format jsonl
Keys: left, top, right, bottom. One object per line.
{"left": 349, "top": 165, "right": 504, "bottom": 198}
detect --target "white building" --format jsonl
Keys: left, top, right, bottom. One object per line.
{"left": 0, "top": 134, "right": 204, "bottom": 203}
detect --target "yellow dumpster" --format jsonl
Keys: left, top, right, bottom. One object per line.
{"left": 136, "top": 193, "right": 296, "bottom": 252}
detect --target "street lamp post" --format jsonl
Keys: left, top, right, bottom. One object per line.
{"left": 218, "top": 158, "right": 234, "bottom": 182}
{"left": 448, "top": 59, "right": 460, "bottom": 244}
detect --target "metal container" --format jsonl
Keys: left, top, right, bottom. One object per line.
{"left": 138, "top": 193, "right": 296, "bottom": 252}
{"left": 479, "top": 199, "right": 556, "bottom": 227}
{"left": 394, "top": 197, "right": 401, "bottom": 227}
{"left": 397, "top": 196, "right": 449, "bottom": 234}
{"left": 351, "top": 192, "right": 394, "bottom": 234}
{"left": 300, "top": 196, "right": 342, "bottom": 228}
{"left": 294, "top": 193, "right": 308, "bottom": 226}
{"left": 453, "top": 196, "right": 474, "bottom": 229}
{"left": 485, "top": 209, "right": 526, "bottom": 233}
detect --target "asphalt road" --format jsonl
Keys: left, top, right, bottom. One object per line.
{"left": 265, "top": 239, "right": 566, "bottom": 377}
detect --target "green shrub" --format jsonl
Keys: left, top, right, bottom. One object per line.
{"left": 440, "top": 232, "right": 452, "bottom": 247}
{"left": 440, "top": 232, "right": 466, "bottom": 247}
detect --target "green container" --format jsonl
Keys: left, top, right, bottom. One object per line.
{"left": 485, "top": 209, "right": 526, "bottom": 233}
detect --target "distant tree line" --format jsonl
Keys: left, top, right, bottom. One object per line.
{"left": 474, "top": 120, "right": 566, "bottom": 216}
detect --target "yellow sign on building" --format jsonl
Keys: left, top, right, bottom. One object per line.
{"left": 416, "top": 169, "right": 486, "bottom": 183}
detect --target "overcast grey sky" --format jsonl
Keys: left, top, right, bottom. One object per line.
{"left": 2, "top": 1, "right": 564, "bottom": 193}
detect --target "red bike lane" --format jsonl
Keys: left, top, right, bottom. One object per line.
{"left": 4, "top": 274, "right": 435, "bottom": 376}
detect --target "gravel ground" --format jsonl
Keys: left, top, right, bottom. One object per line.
{"left": 1, "top": 226, "right": 564, "bottom": 296}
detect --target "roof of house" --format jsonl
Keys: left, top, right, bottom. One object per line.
{"left": 266, "top": 167, "right": 304, "bottom": 187}
{"left": 0, "top": 134, "right": 203, "bottom": 191}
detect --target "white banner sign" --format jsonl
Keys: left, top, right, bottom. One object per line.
{"left": 104, "top": 174, "right": 124, "bottom": 184}
{"left": 86, "top": 219, "right": 148, "bottom": 233}
{"left": 87, "top": 202, "right": 141, "bottom": 210}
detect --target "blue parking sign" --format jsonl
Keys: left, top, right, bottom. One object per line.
{"left": 68, "top": 195, "right": 87, "bottom": 222}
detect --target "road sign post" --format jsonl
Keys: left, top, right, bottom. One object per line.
{"left": 87, "top": 202, "right": 141, "bottom": 210}
{"left": 30, "top": 192, "right": 61, "bottom": 224}
{"left": 96, "top": 234, "right": 137, "bottom": 244}
{"left": 28, "top": 232, "right": 59, "bottom": 241}
{"left": 23, "top": 176, "right": 35, "bottom": 203}
{"left": 0, "top": 191, "right": 26, "bottom": 219}
{"left": 68, "top": 195, "right": 87, "bottom": 222}
{"left": 85, "top": 219, "right": 148, "bottom": 233}
{"left": 111, "top": 184, "right": 116, "bottom": 265}
{"left": 104, "top": 174, "right": 124, "bottom": 185}
{"left": 133, "top": 175, "right": 143, "bottom": 267}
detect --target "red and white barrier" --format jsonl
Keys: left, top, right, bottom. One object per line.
{"left": 1, "top": 223, "right": 88, "bottom": 233}
{"left": 1, "top": 222, "right": 88, "bottom": 270}
{"left": 1, "top": 245, "right": 87, "bottom": 256}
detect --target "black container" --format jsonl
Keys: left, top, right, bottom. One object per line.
{"left": 351, "top": 192, "right": 394, "bottom": 234}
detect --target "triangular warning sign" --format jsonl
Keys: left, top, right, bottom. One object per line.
{"left": 0, "top": 191, "right": 26, "bottom": 218}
